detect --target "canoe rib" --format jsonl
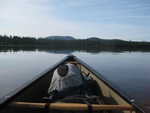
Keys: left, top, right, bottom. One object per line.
{"left": 10, "top": 102, "right": 134, "bottom": 111}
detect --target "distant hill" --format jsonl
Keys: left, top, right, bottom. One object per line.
{"left": 87, "top": 37, "right": 101, "bottom": 41}
{"left": 46, "top": 36, "right": 75, "bottom": 40}
{"left": 87, "top": 37, "right": 126, "bottom": 41}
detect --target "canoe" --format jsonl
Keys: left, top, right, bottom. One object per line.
{"left": 0, "top": 55, "right": 145, "bottom": 113}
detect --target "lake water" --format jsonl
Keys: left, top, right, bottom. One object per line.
{"left": 0, "top": 50, "right": 150, "bottom": 112}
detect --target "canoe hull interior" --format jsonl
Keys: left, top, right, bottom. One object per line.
{"left": 75, "top": 61, "right": 138, "bottom": 113}
{"left": 0, "top": 55, "right": 143, "bottom": 113}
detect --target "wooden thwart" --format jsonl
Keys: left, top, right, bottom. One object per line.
{"left": 10, "top": 102, "right": 134, "bottom": 111}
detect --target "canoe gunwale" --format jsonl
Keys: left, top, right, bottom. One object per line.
{"left": 73, "top": 55, "right": 145, "bottom": 113}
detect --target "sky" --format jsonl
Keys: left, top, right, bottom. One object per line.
{"left": 0, "top": 0, "right": 150, "bottom": 40}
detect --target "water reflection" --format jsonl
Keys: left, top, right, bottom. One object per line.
{"left": 1, "top": 46, "right": 150, "bottom": 54}
{"left": 0, "top": 48, "right": 150, "bottom": 112}
{"left": 0, "top": 51, "right": 66, "bottom": 99}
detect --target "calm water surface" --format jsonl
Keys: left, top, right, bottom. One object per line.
{"left": 0, "top": 50, "right": 150, "bottom": 112}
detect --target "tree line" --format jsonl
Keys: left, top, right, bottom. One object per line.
{"left": 0, "top": 35, "right": 150, "bottom": 51}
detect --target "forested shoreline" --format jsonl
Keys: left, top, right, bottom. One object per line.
{"left": 0, "top": 35, "right": 150, "bottom": 52}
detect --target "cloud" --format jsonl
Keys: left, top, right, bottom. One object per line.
{"left": 0, "top": 0, "right": 150, "bottom": 41}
